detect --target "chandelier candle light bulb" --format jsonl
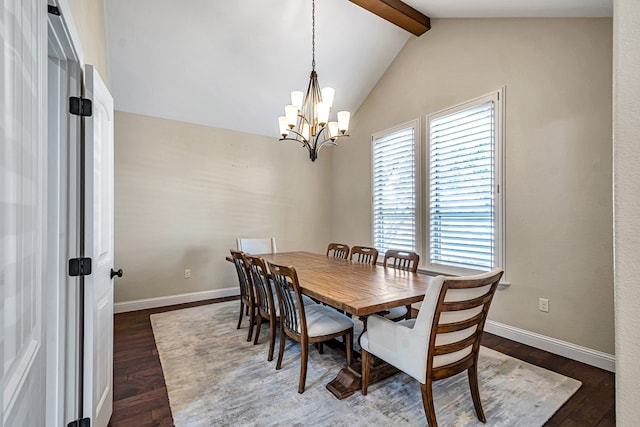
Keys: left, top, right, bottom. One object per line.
{"left": 277, "top": 0, "right": 350, "bottom": 162}
{"left": 328, "top": 121, "right": 339, "bottom": 140}
{"left": 291, "top": 91, "right": 304, "bottom": 110}
{"left": 337, "top": 111, "right": 351, "bottom": 133}
{"left": 321, "top": 87, "right": 335, "bottom": 107}
{"left": 278, "top": 116, "right": 290, "bottom": 137}
{"left": 285, "top": 105, "right": 298, "bottom": 129}
{"left": 317, "top": 102, "right": 330, "bottom": 126}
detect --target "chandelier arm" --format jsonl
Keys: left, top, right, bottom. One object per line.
{"left": 280, "top": 136, "right": 312, "bottom": 152}
{"left": 281, "top": 129, "right": 308, "bottom": 143}
{"left": 313, "top": 126, "right": 327, "bottom": 146}
{"left": 318, "top": 139, "right": 336, "bottom": 151}
{"left": 318, "top": 133, "right": 349, "bottom": 147}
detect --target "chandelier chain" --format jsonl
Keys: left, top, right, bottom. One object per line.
{"left": 312, "top": 0, "right": 315, "bottom": 70}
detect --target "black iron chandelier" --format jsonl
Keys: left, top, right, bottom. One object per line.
{"left": 277, "top": 0, "right": 351, "bottom": 162}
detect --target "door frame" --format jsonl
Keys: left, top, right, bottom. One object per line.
{"left": 46, "top": 1, "right": 84, "bottom": 425}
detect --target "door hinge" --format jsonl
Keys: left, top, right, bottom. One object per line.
{"left": 48, "top": 5, "right": 61, "bottom": 15}
{"left": 69, "top": 257, "right": 92, "bottom": 277}
{"left": 69, "top": 97, "right": 93, "bottom": 117}
{"left": 67, "top": 418, "right": 90, "bottom": 427}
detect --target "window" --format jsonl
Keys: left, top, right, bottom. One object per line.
{"left": 427, "top": 91, "right": 504, "bottom": 274}
{"left": 370, "top": 91, "right": 504, "bottom": 276}
{"left": 372, "top": 120, "right": 419, "bottom": 255}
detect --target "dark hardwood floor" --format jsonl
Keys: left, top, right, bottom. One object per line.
{"left": 108, "top": 297, "right": 615, "bottom": 427}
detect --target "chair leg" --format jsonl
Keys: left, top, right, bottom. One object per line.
{"left": 405, "top": 304, "right": 412, "bottom": 320}
{"left": 237, "top": 301, "right": 244, "bottom": 329}
{"left": 420, "top": 380, "right": 438, "bottom": 427}
{"left": 318, "top": 342, "right": 324, "bottom": 354}
{"left": 253, "top": 316, "right": 262, "bottom": 345}
{"left": 468, "top": 364, "right": 486, "bottom": 423}
{"left": 246, "top": 306, "right": 255, "bottom": 342}
{"left": 267, "top": 316, "right": 276, "bottom": 361}
{"left": 345, "top": 330, "right": 353, "bottom": 366}
{"left": 276, "top": 324, "right": 286, "bottom": 370}
{"left": 298, "top": 343, "right": 308, "bottom": 394}
{"left": 361, "top": 349, "right": 371, "bottom": 395}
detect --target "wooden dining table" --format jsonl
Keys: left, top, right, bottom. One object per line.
{"left": 254, "top": 251, "right": 435, "bottom": 399}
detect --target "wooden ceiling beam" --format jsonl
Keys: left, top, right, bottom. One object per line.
{"left": 349, "top": 0, "right": 431, "bottom": 36}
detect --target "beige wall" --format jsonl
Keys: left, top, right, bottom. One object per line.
{"left": 330, "top": 18, "right": 614, "bottom": 354}
{"left": 114, "top": 112, "right": 332, "bottom": 302}
{"left": 67, "top": 0, "right": 110, "bottom": 85}
{"left": 614, "top": 0, "right": 640, "bottom": 421}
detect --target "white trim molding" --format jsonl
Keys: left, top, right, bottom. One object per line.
{"left": 485, "top": 320, "right": 615, "bottom": 372}
{"left": 114, "top": 288, "right": 239, "bottom": 314}
{"left": 54, "top": 0, "right": 85, "bottom": 66}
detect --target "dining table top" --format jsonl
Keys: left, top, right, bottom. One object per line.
{"left": 254, "top": 251, "right": 434, "bottom": 317}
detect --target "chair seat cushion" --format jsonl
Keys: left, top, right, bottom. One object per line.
{"left": 301, "top": 294, "right": 317, "bottom": 306}
{"left": 303, "top": 304, "right": 354, "bottom": 337}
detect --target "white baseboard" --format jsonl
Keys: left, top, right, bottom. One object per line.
{"left": 114, "top": 287, "right": 239, "bottom": 314}
{"left": 485, "top": 320, "right": 615, "bottom": 372}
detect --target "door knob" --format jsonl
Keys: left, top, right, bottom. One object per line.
{"left": 110, "top": 268, "right": 123, "bottom": 279}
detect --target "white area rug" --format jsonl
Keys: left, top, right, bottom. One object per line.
{"left": 150, "top": 301, "right": 581, "bottom": 426}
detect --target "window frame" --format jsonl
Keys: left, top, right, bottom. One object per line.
{"left": 370, "top": 119, "right": 422, "bottom": 258}
{"left": 423, "top": 89, "right": 505, "bottom": 277}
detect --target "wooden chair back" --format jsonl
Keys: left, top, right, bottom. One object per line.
{"left": 426, "top": 269, "right": 504, "bottom": 382}
{"left": 326, "top": 243, "right": 350, "bottom": 260}
{"left": 383, "top": 249, "right": 419, "bottom": 273}
{"left": 268, "top": 262, "right": 306, "bottom": 338}
{"left": 350, "top": 246, "right": 379, "bottom": 265}
{"left": 360, "top": 268, "right": 504, "bottom": 424}
{"left": 230, "top": 250, "right": 254, "bottom": 306}
{"left": 246, "top": 255, "right": 276, "bottom": 318}
{"left": 246, "top": 254, "right": 279, "bottom": 360}
{"left": 236, "top": 237, "right": 277, "bottom": 254}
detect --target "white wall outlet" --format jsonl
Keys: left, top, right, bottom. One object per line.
{"left": 538, "top": 298, "right": 549, "bottom": 312}
{"left": 184, "top": 269, "right": 191, "bottom": 279}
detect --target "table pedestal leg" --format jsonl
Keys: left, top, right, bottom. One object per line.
{"left": 326, "top": 358, "right": 398, "bottom": 399}
{"left": 326, "top": 314, "right": 400, "bottom": 399}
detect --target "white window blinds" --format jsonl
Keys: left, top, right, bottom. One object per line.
{"left": 429, "top": 100, "right": 496, "bottom": 271}
{"left": 373, "top": 124, "right": 416, "bottom": 254}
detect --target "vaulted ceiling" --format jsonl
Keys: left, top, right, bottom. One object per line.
{"left": 104, "top": 0, "right": 612, "bottom": 138}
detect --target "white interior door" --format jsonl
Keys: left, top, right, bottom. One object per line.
{"left": 82, "top": 64, "right": 115, "bottom": 427}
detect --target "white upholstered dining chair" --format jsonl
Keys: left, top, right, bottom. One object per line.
{"left": 360, "top": 268, "right": 504, "bottom": 427}
{"left": 236, "top": 237, "right": 277, "bottom": 254}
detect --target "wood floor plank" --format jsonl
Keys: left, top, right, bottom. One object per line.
{"left": 108, "top": 297, "right": 615, "bottom": 426}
